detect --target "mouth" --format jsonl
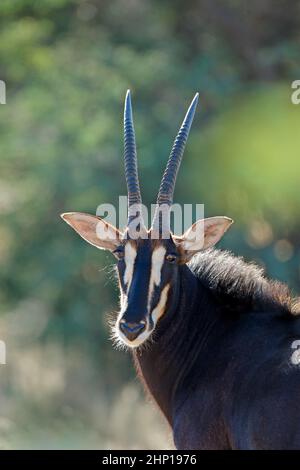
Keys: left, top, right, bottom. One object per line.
{"left": 113, "top": 320, "right": 152, "bottom": 348}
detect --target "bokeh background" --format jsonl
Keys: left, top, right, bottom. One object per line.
{"left": 0, "top": 0, "right": 300, "bottom": 449}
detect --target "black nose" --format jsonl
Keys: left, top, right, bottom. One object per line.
{"left": 119, "top": 320, "right": 146, "bottom": 341}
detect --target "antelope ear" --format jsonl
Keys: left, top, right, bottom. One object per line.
{"left": 61, "top": 212, "right": 122, "bottom": 251}
{"left": 174, "top": 216, "right": 233, "bottom": 261}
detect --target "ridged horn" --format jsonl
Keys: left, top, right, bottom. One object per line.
{"left": 152, "top": 93, "right": 199, "bottom": 234}
{"left": 123, "top": 90, "right": 145, "bottom": 233}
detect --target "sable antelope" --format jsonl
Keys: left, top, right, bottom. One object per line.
{"left": 61, "top": 91, "right": 300, "bottom": 450}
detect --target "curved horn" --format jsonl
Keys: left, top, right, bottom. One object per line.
{"left": 152, "top": 93, "right": 199, "bottom": 234}
{"left": 123, "top": 90, "right": 145, "bottom": 231}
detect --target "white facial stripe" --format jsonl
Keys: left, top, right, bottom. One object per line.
{"left": 151, "top": 246, "right": 166, "bottom": 285}
{"left": 119, "top": 244, "right": 137, "bottom": 314}
{"left": 151, "top": 284, "right": 170, "bottom": 325}
{"left": 119, "top": 291, "right": 128, "bottom": 315}
{"left": 147, "top": 246, "right": 166, "bottom": 312}
{"left": 123, "top": 243, "right": 137, "bottom": 293}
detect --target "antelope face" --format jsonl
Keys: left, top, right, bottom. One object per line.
{"left": 61, "top": 91, "right": 233, "bottom": 348}
{"left": 114, "top": 236, "right": 178, "bottom": 347}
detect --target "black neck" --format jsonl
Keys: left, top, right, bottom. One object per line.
{"left": 133, "top": 264, "right": 223, "bottom": 425}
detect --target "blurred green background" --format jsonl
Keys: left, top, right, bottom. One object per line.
{"left": 0, "top": 0, "right": 300, "bottom": 449}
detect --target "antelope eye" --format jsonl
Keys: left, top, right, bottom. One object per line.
{"left": 113, "top": 247, "right": 125, "bottom": 260}
{"left": 166, "top": 254, "right": 177, "bottom": 263}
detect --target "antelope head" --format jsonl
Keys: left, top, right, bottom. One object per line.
{"left": 61, "top": 91, "right": 233, "bottom": 348}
